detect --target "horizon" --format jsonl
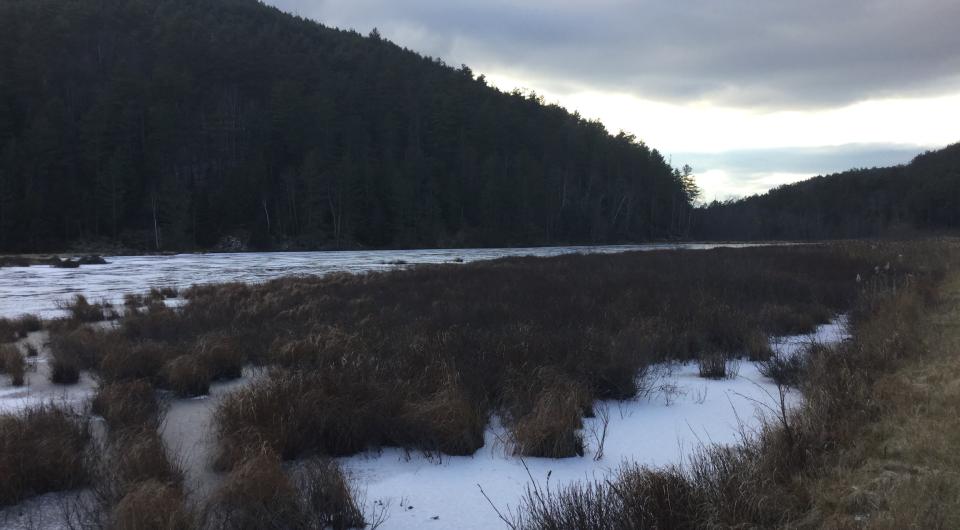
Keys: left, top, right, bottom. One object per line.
{"left": 269, "top": 0, "right": 959, "bottom": 201}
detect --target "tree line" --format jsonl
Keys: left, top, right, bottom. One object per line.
{"left": 693, "top": 143, "right": 960, "bottom": 240}
{"left": 0, "top": 0, "right": 698, "bottom": 252}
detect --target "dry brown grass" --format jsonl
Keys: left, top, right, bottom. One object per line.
{"left": 162, "top": 355, "right": 212, "bottom": 397}
{"left": 0, "top": 315, "right": 41, "bottom": 343}
{"left": 505, "top": 370, "right": 591, "bottom": 458}
{"left": 0, "top": 405, "right": 90, "bottom": 507}
{"left": 48, "top": 327, "right": 111, "bottom": 384}
{"left": 109, "top": 479, "right": 195, "bottom": 530}
{"left": 0, "top": 345, "right": 26, "bottom": 386}
{"left": 203, "top": 451, "right": 364, "bottom": 530}
{"left": 91, "top": 379, "right": 163, "bottom": 431}
{"left": 51, "top": 243, "right": 938, "bottom": 468}
{"left": 510, "top": 241, "right": 960, "bottom": 529}
{"left": 802, "top": 272, "right": 960, "bottom": 528}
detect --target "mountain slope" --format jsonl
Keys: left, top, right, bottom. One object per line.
{"left": 694, "top": 143, "right": 960, "bottom": 240}
{"left": 0, "top": 0, "right": 694, "bottom": 252}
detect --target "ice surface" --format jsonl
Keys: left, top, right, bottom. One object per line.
{"left": 0, "top": 244, "right": 768, "bottom": 319}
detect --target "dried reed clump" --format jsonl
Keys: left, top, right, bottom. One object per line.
{"left": 162, "top": 354, "right": 211, "bottom": 397}
{"left": 195, "top": 336, "right": 245, "bottom": 381}
{"left": 91, "top": 379, "right": 163, "bottom": 431}
{"left": 98, "top": 340, "right": 174, "bottom": 383}
{"left": 0, "top": 405, "right": 90, "bottom": 507}
{"left": 48, "top": 327, "right": 111, "bottom": 384}
{"left": 60, "top": 294, "right": 112, "bottom": 323}
{"left": 204, "top": 452, "right": 363, "bottom": 530}
{"left": 0, "top": 314, "right": 42, "bottom": 343}
{"left": 505, "top": 370, "right": 591, "bottom": 458}
{"left": 697, "top": 353, "right": 732, "bottom": 380}
{"left": 395, "top": 378, "right": 488, "bottom": 456}
{"left": 0, "top": 345, "right": 26, "bottom": 386}
{"left": 109, "top": 479, "right": 195, "bottom": 530}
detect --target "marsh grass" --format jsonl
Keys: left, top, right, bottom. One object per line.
{"left": 91, "top": 379, "right": 164, "bottom": 431}
{"left": 0, "top": 315, "right": 42, "bottom": 343}
{"left": 40, "top": 244, "right": 935, "bottom": 470}
{"left": 0, "top": 405, "right": 90, "bottom": 507}
{"left": 508, "top": 242, "right": 957, "bottom": 529}
{"left": 0, "top": 345, "right": 26, "bottom": 386}
{"left": 203, "top": 451, "right": 365, "bottom": 530}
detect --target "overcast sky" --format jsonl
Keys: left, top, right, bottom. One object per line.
{"left": 268, "top": 0, "right": 960, "bottom": 200}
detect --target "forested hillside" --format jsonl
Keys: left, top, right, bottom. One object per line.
{"left": 0, "top": 0, "right": 697, "bottom": 252}
{"left": 694, "top": 143, "right": 960, "bottom": 240}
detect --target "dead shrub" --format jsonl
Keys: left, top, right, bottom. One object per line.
{"left": 0, "top": 405, "right": 89, "bottom": 507}
{"left": 162, "top": 355, "right": 211, "bottom": 397}
{"left": 92, "top": 379, "right": 162, "bottom": 431}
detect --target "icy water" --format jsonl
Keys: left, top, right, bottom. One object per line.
{"left": 0, "top": 243, "right": 764, "bottom": 319}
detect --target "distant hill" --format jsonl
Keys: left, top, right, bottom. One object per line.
{"left": 0, "top": 0, "right": 696, "bottom": 252}
{"left": 694, "top": 143, "right": 960, "bottom": 240}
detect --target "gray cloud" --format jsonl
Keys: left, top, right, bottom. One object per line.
{"left": 672, "top": 143, "right": 931, "bottom": 176}
{"left": 671, "top": 143, "right": 933, "bottom": 200}
{"left": 270, "top": 0, "right": 960, "bottom": 109}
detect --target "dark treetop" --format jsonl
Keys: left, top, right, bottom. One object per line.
{"left": 693, "top": 143, "right": 960, "bottom": 240}
{"left": 0, "top": 0, "right": 698, "bottom": 252}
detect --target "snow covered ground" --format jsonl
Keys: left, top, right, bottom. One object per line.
{"left": 0, "top": 313, "right": 847, "bottom": 530}
{"left": 341, "top": 319, "right": 849, "bottom": 530}
{"left": 0, "top": 243, "right": 769, "bottom": 319}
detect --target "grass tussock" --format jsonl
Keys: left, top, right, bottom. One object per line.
{"left": 162, "top": 355, "right": 211, "bottom": 397}
{"left": 109, "top": 479, "right": 195, "bottom": 530}
{"left": 75, "top": 428, "right": 193, "bottom": 530}
{"left": 505, "top": 370, "right": 590, "bottom": 458}
{"left": 0, "top": 314, "right": 42, "bottom": 343}
{"left": 59, "top": 294, "right": 114, "bottom": 323}
{"left": 99, "top": 429, "right": 185, "bottom": 497}
{"left": 202, "top": 451, "right": 364, "bottom": 530}
{"left": 0, "top": 405, "right": 90, "bottom": 507}
{"left": 91, "top": 379, "right": 163, "bottom": 431}
{"left": 0, "top": 345, "right": 26, "bottom": 386}
{"left": 48, "top": 327, "right": 110, "bottom": 384}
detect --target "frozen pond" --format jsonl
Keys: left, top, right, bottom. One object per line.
{"left": 0, "top": 243, "right": 765, "bottom": 319}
